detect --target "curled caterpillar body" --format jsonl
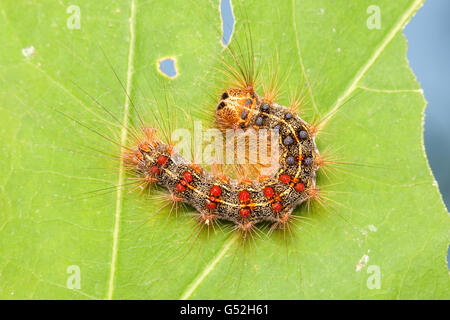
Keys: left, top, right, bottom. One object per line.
{"left": 125, "top": 88, "right": 320, "bottom": 231}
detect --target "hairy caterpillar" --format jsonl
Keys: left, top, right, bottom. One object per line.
{"left": 109, "top": 0, "right": 337, "bottom": 242}
{"left": 125, "top": 86, "right": 321, "bottom": 235}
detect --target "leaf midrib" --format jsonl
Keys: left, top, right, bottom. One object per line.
{"left": 106, "top": 0, "right": 137, "bottom": 300}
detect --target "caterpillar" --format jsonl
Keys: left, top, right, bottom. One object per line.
{"left": 125, "top": 86, "right": 321, "bottom": 235}
{"left": 109, "top": 1, "right": 335, "bottom": 243}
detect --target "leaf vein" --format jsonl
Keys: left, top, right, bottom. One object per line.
{"left": 321, "top": 0, "right": 424, "bottom": 126}
{"left": 106, "top": 0, "right": 137, "bottom": 300}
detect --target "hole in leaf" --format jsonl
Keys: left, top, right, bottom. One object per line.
{"left": 158, "top": 57, "right": 178, "bottom": 78}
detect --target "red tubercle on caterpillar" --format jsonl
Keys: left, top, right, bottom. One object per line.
{"left": 183, "top": 171, "right": 193, "bottom": 183}
{"left": 263, "top": 186, "right": 274, "bottom": 198}
{"left": 272, "top": 201, "right": 283, "bottom": 212}
{"left": 149, "top": 154, "right": 168, "bottom": 179}
{"left": 206, "top": 186, "right": 222, "bottom": 211}
{"left": 206, "top": 199, "right": 217, "bottom": 210}
{"left": 157, "top": 155, "right": 168, "bottom": 166}
{"left": 240, "top": 207, "right": 250, "bottom": 218}
{"left": 279, "top": 174, "right": 291, "bottom": 184}
{"left": 239, "top": 190, "right": 250, "bottom": 202}
{"left": 210, "top": 185, "right": 222, "bottom": 197}
{"left": 151, "top": 165, "right": 160, "bottom": 175}
{"left": 295, "top": 182, "right": 305, "bottom": 193}
{"left": 176, "top": 183, "right": 186, "bottom": 193}
{"left": 175, "top": 171, "right": 195, "bottom": 194}
{"left": 237, "top": 189, "right": 252, "bottom": 218}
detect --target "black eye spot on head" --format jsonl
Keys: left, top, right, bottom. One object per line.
{"left": 285, "top": 112, "right": 293, "bottom": 120}
{"left": 240, "top": 122, "right": 246, "bottom": 129}
{"left": 217, "top": 102, "right": 226, "bottom": 110}
{"left": 245, "top": 98, "right": 252, "bottom": 106}
{"left": 241, "top": 109, "right": 248, "bottom": 120}
{"left": 221, "top": 92, "right": 229, "bottom": 100}
{"left": 261, "top": 103, "right": 270, "bottom": 112}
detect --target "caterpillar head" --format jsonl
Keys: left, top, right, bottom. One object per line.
{"left": 215, "top": 87, "right": 257, "bottom": 130}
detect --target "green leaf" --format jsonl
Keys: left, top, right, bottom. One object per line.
{"left": 0, "top": 0, "right": 448, "bottom": 299}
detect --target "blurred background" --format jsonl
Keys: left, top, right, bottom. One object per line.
{"left": 403, "top": 0, "right": 450, "bottom": 263}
